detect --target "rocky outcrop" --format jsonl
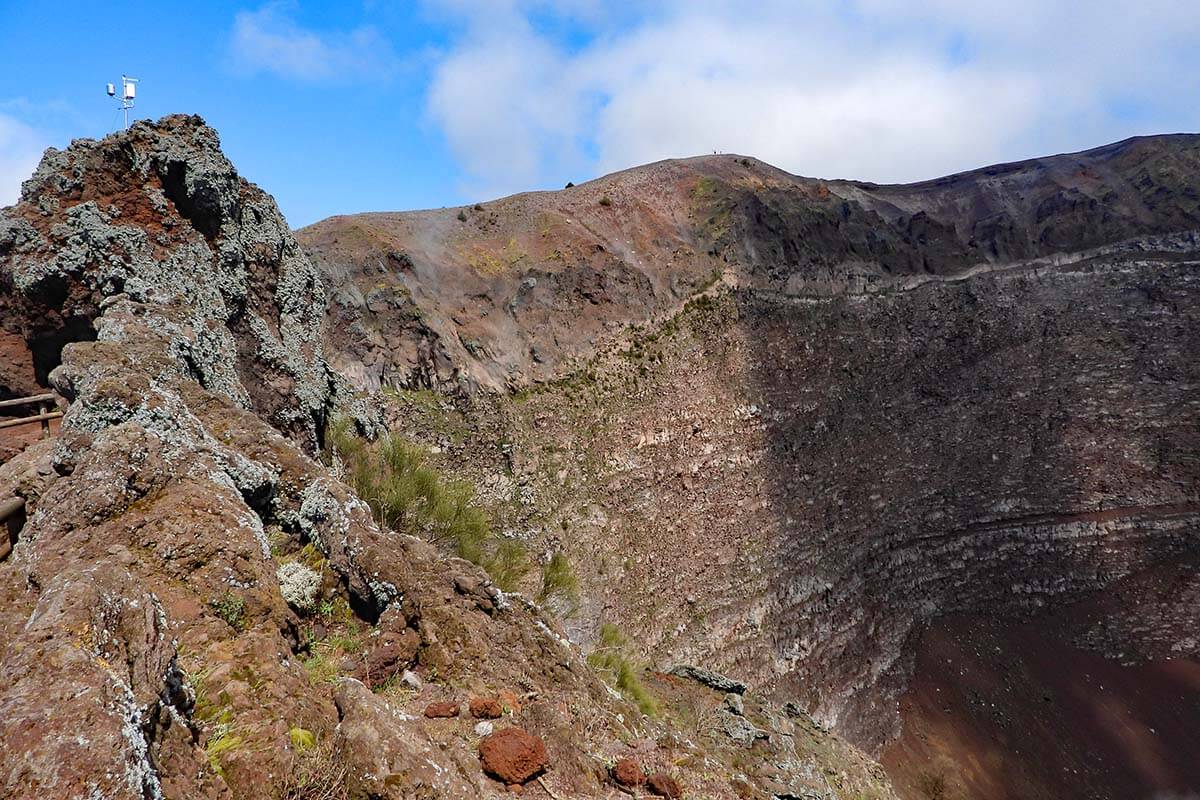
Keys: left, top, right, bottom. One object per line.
{"left": 0, "top": 114, "right": 338, "bottom": 448}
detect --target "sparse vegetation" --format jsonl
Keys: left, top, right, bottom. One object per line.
{"left": 539, "top": 550, "right": 579, "bottom": 612}
{"left": 210, "top": 591, "right": 246, "bottom": 631}
{"left": 205, "top": 728, "right": 243, "bottom": 778}
{"left": 917, "top": 770, "right": 948, "bottom": 800}
{"left": 302, "top": 649, "right": 340, "bottom": 685}
{"left": 587, "top": 623, "right": 658, "bottom": 716}
{"left": 599, "top": 195, "right": 613, "bottom": 207}
{"left": 456, "top": 209, "right": 468, "bottom": 221}
{"left": 302, "top": 612, "right": 365, "bottom": 685}
{"left": 324, "top": 417, "right": 529, "bottom": 590}
{"left": 281, "top": 741, "right": 349, "bottom": 800}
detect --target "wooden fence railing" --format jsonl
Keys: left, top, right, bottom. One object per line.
{"left": 0, "top": 393, "right": 61, "bottom": 436}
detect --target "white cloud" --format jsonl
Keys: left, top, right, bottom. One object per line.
{"left": 230, "top": 3, "right": 398, "bottom": 82}
{"left": 424, "top": 0, "right": 1200, "bottom": 197}
{"left": 0, "top": 113, "right": 45, "bottom": 207}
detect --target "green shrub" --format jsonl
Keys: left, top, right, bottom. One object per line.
{"left": 587, "top": 623, "right": 657, "bottom": 716}
{"left": 456, "top": 209, "right": 468, "bottom": 221}
{"left": 485, "top": 537, "right": 531, "bottom": 591}
{"left": 539, "top": 551, "right": 579, "bottom": 611}
{"left": 598, "top": 195, "right": 612, "bottom": 207}
{"left": 325, "top": 417, "right": 526, "bottom": 589}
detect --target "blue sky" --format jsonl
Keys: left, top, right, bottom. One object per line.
{"left": 2, "top": 1, "right": 1199, "bottom": 228}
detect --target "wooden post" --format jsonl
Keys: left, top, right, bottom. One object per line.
{"left": 0, "top": 496, "right": 23, "bottom": 561}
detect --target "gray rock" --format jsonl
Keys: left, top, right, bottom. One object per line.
{"left": 721, "top": 712, "right": 769, "bottom": 747}
{"left": 667, "top": 664, "right": 747, "bottom": 694}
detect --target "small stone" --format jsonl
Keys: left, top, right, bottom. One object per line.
{"left": 610, "top": 757, "right": 646, "bottom": 788}
{"left": 646, "top": 772, "right": 683, "bottom": 798}
{"left": 474, "top": 721, "right": 494, "bottom": 737}
{"left": 400, "top": 669, "right": 423, "bottom": 691}
{"left": 423, "top": 701, "right": 460, "bottom": 719}
{"left": 723, "top": 692, "right": 744, "bottom": 716}
{"left": 470, "top": 696, "right": 504, "bottom": 719}
{"left": 478, "top": 727, "right": 549, "bottom": 785}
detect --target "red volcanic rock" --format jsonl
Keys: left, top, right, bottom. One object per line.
{"left": 356, "top": 641, "right": 410, "bottom": 689}
{"left": 610, "top": 757, "right": 647, "bottom": 788}
{"left": 478, "top": 727, "right": 548, "bottom": 785}
{"left": 469, "top": 695, "right": 504, "bottom": 719}
{"left": 647, "top": 772, "right": 683, "bottom": 798}
{"left": 423, "top": 701, "right": 460, "bottom": 719}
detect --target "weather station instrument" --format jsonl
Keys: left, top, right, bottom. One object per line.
{"left": 106, "top": 75, "right": 139, "bottom": 129}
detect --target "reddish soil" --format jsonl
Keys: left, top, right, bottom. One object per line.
{"left": 883, "top": 602, "right": 1200, "bottom": 799}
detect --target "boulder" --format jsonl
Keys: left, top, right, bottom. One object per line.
{"left": 333, "top": 680, "right": 478, "bottom": 797}
{"left": 478, "top": 727, "right": 548, "bottom": 785}
{"left": 611, "top": 757, "right": 647, "bottom": 788}
{"left": 647, "top": 772, "right": 684, "bottom": 798}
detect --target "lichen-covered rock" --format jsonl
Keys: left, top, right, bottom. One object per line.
{"left": 276, "top": 561, "right": 321, "bottom": 612}
{"left": 667, "top": 664, "right": 747, "bottom": 695}
{"left": 1, "top": 114, "right": 345, "bottom": 449}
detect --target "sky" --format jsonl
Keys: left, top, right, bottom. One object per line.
{"left": 1, "top": 1, "right": 1199, "bottom": 228}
